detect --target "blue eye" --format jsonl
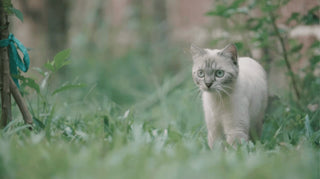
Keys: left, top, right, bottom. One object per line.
{"left": 215, "top": 70, "right": 224, "bottom": 78}
{"left": 197, "top": 70, "right": 205, "bottom": 78}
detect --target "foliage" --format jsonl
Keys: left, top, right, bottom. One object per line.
{"left": 0, "top": 0, "right": 319, "bottom": 178}
{"left": 206, "top": 0, "right": 320, "bottom": 144}
{"left": 1, "top": 0, "right": 23, "bottom": 22}
{"left": 207, "top": 0, "right": 319, "bottom": 104}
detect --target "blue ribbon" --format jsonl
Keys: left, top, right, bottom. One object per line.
{"left": 0, "top": 33, "right": 30, "bottom": 88}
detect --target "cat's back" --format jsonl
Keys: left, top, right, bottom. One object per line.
{"left": 237, "top": 57, "right": 267, "bottom": 91}
{"left": 238, "top": 57, "right": 266, "bottom": 79}
{"left": 236, "top": 57, "right": 268, "bottom": 120}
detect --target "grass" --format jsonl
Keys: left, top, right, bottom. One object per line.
{"left": 0, "top": 43, "right": 319, "bottom": 179}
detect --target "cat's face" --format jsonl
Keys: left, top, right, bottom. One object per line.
{"left": 191, "top": 44, "right": 239, "bottom": 93}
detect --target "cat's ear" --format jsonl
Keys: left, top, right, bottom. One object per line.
{"left": 190, "top": 44, "right": 206, "bottom": 60}
{"left": 220, "top": 44, "right": 238, "bottom": 65}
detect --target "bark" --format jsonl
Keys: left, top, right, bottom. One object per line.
{"left": 0, "top": 2, "right": 33, "bottom": 128}
{"left": 0, "top": 3, "right": 12, "bottom": 127}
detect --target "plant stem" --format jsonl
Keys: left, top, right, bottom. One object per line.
{"left": 269, "top": 12, "right": 300, "bottom": 101}
{"left": 9, "top": 77, "right": 33, "bottom": 126}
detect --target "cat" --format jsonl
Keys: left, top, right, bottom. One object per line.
{"left": 191, "top": 44, "right": 268, "bottom": 148}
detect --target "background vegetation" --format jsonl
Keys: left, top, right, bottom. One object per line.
{"left": 0, "top": 0, "right": 319, "bottom": 178}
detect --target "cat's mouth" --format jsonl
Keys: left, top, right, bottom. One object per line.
{"left": 201, "top": 86, "right": 216, "bottom": 92}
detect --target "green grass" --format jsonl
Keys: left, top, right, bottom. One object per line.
{"left": 1, "top": 43, "right": 319, "bottom": 179}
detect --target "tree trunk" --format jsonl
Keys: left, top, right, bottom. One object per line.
{"left": 46, "top": 0, "right": 69, "bottom": 58}
{"left": 153, "top": 0, "right": 168, "bottom": 42}
{"left": 0, "top": 2, "right": 12, "bottom": 127}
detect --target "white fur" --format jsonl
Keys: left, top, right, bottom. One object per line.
{"left": 202, "top": 56, "right": 268, "bottom": 148}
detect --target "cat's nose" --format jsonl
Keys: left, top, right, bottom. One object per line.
{"left": 205, "top": 83, "right": 213, "bottom": 88}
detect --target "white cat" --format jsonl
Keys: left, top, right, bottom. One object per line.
{"left": 191, "top": 44, "right": 268, "bottom": 148}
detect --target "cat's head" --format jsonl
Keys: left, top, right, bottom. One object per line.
{"left": 191, "top": 44, "right": 239, "bottom": 94}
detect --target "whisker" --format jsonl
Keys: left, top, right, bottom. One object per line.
{"left": 196, "top": 89, "right": 202, "bottom": 99}
{"left": 216, "top": 89, "right": 223, "bottom": 107}
{"left": 190, "top": 86, "right": 199, "bottom": 92}
{"left": 191, "top": 87, "right": 202, "bottom": 100}
{"left": 220, "top": 84, "right": 233, "bottom": 90}
{"left": 219, "top": 87, "right": 231, "bottom": 97}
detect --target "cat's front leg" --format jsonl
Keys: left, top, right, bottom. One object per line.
{"left": 225, "top": 130, "right": 248, "bottom": 146}
{"left": 207, "top": 130, "right": 217, "bottom": 149}
{"left": 223, "top": 117, "right": 249, "bottom": 146}
{"left": 206, "top": 122, "right": 223, "bottom": 149}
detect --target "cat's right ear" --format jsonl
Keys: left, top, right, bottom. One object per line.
{"left": 220, "top": 44, "right": 238, "bottom": 65}
{"left": 190, "top": 44, "right": 206, "bottom": 60}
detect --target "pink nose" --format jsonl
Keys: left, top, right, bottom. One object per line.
{"left": 205, "top": 83, "right": 213, "bottom": 88}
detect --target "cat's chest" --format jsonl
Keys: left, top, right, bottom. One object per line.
{"left": 202, "top": 92, "right": 232, "bottom": 119}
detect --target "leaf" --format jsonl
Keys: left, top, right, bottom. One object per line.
{"left": 44, "top": 49, "right": 71, "bottom": 72}
{"left": 44, "top": 62, "right": 55, "bottom": 72}
{"left": 234, "top": 42, "right": 244, "bottom": 50}
{"left": 12, "top": 7, "right": 24, "bottom": 22}
{"left": 33, "top": 117, "right": 45, "bottom": 129}
{"left": 310, "top": 55, "right": 320, "bottom": 66}
{"left": 4, "top": 125, "right": 32, "bottom": 137}
{"left": 53, "top": 49, "right": 71, "bottom": 70}
{"left": 286, "top": 12, "right": 300, "bottom": 24}
{"left": 3, "top": 0, "right": 14, "bottom": 15}
{"left": 16, "top": 75, "right": 40, "bottom": 94}
{"left": 206, "top": 0, "right": 248, "bottom": 18}
{"left": 206, "top": 5, "right": 229, "bottom": 17}
{"left": 290, "top": 43, "right": 303, "bottom": 53}
{"left": 310, "top": 41, "right": 320, "bottom": 49}
{"left": 32, "top": 67, "right": 46, "bottom": 77}
{"left": 22, "top": 77, "right": 40, "bottom": 94}
{"left": 301, "top": 6, "right": 320, "bottom": 25}
{"left": 52, "top": 83, "right": 86, "bottom": 95}
{"left": 260, "top": 1, "right": 279, "bottom": 13}
{"left": 304, "top": 115, "right": 313, "bottom": 138}
{"left": 230, "top": 0, "right": 246, "bottom": 9}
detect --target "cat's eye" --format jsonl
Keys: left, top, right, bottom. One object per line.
{"left": 197, "top": 70, "right": 205, "bottom": 78}
{"left": 215, "top": 70, "right": 224, "bottom": 78}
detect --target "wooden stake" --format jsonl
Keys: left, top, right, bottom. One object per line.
{"left": 0, "top": 4, "right": 12, "bottom": 127}
{"left": 0, "top": 2, "right": 33, "bottom": 128}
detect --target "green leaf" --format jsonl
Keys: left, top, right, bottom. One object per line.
{"left": 22, "top": 77, "right": 40, "bottom": 94}
{"left": 206, "top": 5, "right": 229, "bottom": 17}
{"left": 52, "top": 83, "right": 86, "bottom": 95}
{"left": 290, "top": 44, "right": 303, "bottom": 53}
{"left": 234, "top": 42, "right": 244, "bottom": 50}
{"left": 53, "top": 49, "right": 71, "bottom": 70}
{"left": 304, "top": 115, "right": 313, "bottom": 138}
{"left": 301, "top": 6, "right": 320, "bottom": 25}
{"left": 32, "top": 67, "right": 46, "bottom": 77}
{"left": 286, "top": 12, "right": 300, "bottom": 24}
{"left": 44, "top": 62, "right": 55, "bottom": 72}
{"left": 44, "top": 49, "right": 71, "bottom": 72}
{"left": 3, "top": 0, "right": 14, "bottom": 15}
{"left": 230, "top": 0, "right": 246, "bottom": 9}
{"left": 16, "top": 75, "right": 40, "bottom": 94}
{"left": 310, "top": 55, "right": 320, "bottom": 66}
{"left": 260, "top": 1, "right": 279, "bottom": 12}
{"left": 206, "top": 0, "right": 248, "bottom": 18}
{"left": 33, "top": 117, "right": 45, "bottom": 129}
{"left": 310, "top": 41, "right": 320, "bottom": 49}
{"left": 12, "top": 8, "right": 24, "bottom": 22}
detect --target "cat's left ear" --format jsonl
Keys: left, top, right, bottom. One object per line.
{"left": 220, "top": 44, "right": 238, "bottom": 65}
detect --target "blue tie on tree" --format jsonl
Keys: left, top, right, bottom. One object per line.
{"left": 0, "top": 33, "right": 30, "bottom": 88}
